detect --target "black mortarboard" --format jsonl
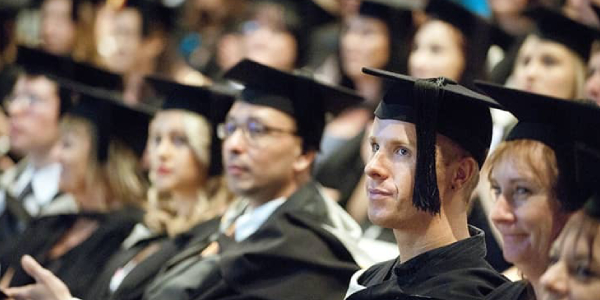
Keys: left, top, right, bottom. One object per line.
{"left": 223, "top": 59, "right": 364, "bottom": 152}
{"left": 364, "top": 68, "right": 500, "bottom": 215}
{"left": 524, "top": 6, "right": 599, "bottom": 60}
{"left": 475, "top": 81, "right": 600, "bottom": 211}
{"left": 14, "top": 46, "right": 123, "bottom": 114}
{"left": 359, "top": 0, "right": 421, "bottom": 19}
{"left": 424, "top": 0, "right": 497, "bottom": 84}
{"left": 15, "top": 46, "right": 75, "bottom": 115}
{"left": 145, "top": 76, "right": 236, "bottom": 176}
{"left": 579, "top": 145, "right": 600, "bottom": 219}
{"left": 65, "top": 84, "right": 153, "bottom": 162}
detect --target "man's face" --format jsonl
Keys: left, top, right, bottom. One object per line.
{"left": 221, "top": 101, "right": 303, "bottom": 201}
{"left": 6, "top": 75, "right": 61, "bottom": 156}
{"left": 364, "top": 117, "right": 432, "bottom": 229}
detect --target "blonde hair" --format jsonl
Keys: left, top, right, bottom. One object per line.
{"left": 61, "top": 115, "right": 148, "bottom": 210}
{"left": 510, "top": 34, "right": 587, "bottom": 100}
{"left": 145, "top": 110, "right": 234, "bottom": 236}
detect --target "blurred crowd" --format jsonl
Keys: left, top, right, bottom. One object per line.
{"left": 0, "top": 0, "right": 599, "bottom": 300}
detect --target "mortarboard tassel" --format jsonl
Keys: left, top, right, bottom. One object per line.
{"left": 412, "top": 78, "right": 446, "bottom": 215}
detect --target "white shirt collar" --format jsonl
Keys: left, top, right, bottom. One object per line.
{"left": 231, "top": 197, "right": 286, "bottom": 242}
{"left": 14, "top": 162, "right": 61, "bottom": 207}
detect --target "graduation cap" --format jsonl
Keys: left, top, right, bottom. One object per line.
{"left": 145, "top": 75, "right": 236, "bottom": 175}
{"left": 524, "top": 5, "right": 599, "bottom": 60}
{"left": 223, "top": 59, "right": 364, "bottom": 152}
{"left": 14, "top": 45, "right": 123, "bottom": 114}
{"left": 475, "top": 80, "right": 600, "bottom": 211}
{"left": 65, "top": 83, "right": 153, "bottom": 162}
{"left": 364, "top": 68, "right": 500, "bottom": 214}
{"left": 359, "top": 0, "right": 421, "bottom": 18}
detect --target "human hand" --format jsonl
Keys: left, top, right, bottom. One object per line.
{"left": 4, "top": 255, "right": 72, "bottom": 300}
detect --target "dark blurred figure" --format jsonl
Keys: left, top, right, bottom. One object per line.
{"left": 0, "top": 78, "right": 150, "bottom": 298}
{"left": 0, "top": 0, "right": 29, "bottom": 69}
{"left": 179, "top": 0, "right": 246, "bottom": 79}
{"left": 38, "top": 0, "right": 98, "bottom": 61}
{"left": 0, "top": 47, "right": 78, "bottom": 246}
{"left": 94, "top": 0, "right": 178, "bottom": 104}
{"left": 585, "top": 41, "right": 600, "bottom": 105}
{"left": 562, "top": 0, "right": 600, "bottom": 27}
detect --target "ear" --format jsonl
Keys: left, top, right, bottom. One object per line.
{"left": 451, "top": 156, "right": 478, "bottom": 192}
{"left": 292, "top": 149, "right": 316, "bottom": 174}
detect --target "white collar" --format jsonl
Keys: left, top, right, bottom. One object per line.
{"left": 231, "top": 197, "right": 286, "bottom": 242}
{"left": 14, "top": 162, "right": 61, "bottom": 206}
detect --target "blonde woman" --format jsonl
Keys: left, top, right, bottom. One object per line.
{"left": 507, "top": 7, "right": 593, "bottom": 100}
{"left": 2, "top": 78, "right": 235, "bottom": 300}
{"left": 79, "top": 77, "right": 235, "bottom": 300}
{"left": 0, "top": 83, "right": 151, "bottom": 299}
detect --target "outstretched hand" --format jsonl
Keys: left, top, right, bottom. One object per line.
{"left": 4, "top": 255, "right": 73, "bottom": 300}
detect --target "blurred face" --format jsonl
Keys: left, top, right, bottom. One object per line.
{"left": 56, "top": 123, "right": 92, "bottom": 194}
{"left": 409, "top": 20, "right": 466, "bottom": 81}
{"left": 337, "top": 0, "right": 361, "bottom": 18}
{"left": 221, "top": 101, "right": 302, "bottom": 201}
{"left": 148, "top": 111, "right": 204, "bottom": 194}
{"left": 6, "top": 75, "right": 61, "bottom": 156}
{"left": 541, "top": 212, "right": 600, "bottom": 300}
{"left": 563, "top": 0, "right": 600, "bottom": 27}
{"left": 512, "top": 35, "right": 579, "bottom": 99}
{"left": 243, "top": 21, "right": 298, "bottom": 71}
{"left": 341, "top": 15, "right": 390, "bottom": 79}
{"left": 489, "top": 157, "right": 568, "bottom": 272}
{"left": 489, "top": 0, "right": 528, "bottom": 16}
{"left": 98, "top": 8, "right": 143, "bottom": 74}
{"left": 40, "top": 0, "right": 76, "bottom": 55}
{"left": 585, "top": 51, "right": 600, "bottom": 106}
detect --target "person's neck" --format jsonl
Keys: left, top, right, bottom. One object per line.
{"left": 518, "top": 262, "right": 546, "bottom": 299}
{"left": 495, "top": 13, "right": 533, "bottom": 36}
{"left": 352, "top": 75, "right": 382, "bottom": 103}
{"left": 393, "top": 214, "right": 458, "bottom": 264}
{"left": 28, "top": 148, "right": 55, "bottom": 169}
{"left": 443, "top": 193, "right": 470, "bottom": 240}
{"left": 171, "top": 187, "right": 202, "bottom": 218}
{"left": 73, "top": 185, "right": 107, "bottom": 212}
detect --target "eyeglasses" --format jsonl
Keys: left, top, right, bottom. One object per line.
{"left": 3, "top": 93, "right": 46, "bottom": 109}
{"left": 217, "top": 119, "right": 296, "bottom": 146}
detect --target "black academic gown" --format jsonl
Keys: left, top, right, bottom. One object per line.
{"left": 85, "top": 218, "right": 220, "bottom": 300}
{"left": 485, "top": 281, "right": 533, "bottom": 300}
{"left": 346, "top": 227, "right": 508, "bottom": 300}
{"left": 144, "top": 181, "right": 360, "bottom": 300}
{"left": 0, "top": 209, "right": 139, "bottom": 298}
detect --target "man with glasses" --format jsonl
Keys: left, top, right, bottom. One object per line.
{"left": 136, "top": 59, "right": 370, "bottom": 300}
{"left": 0, "top": 47, "right": 75, "bottom": 244}
{"left": 0, "top": 46, "right": 121, "bottom": 243}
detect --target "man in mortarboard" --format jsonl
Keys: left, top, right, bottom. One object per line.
{"left": 0, "top": 46, "right": 122, "bottom": 244}
{"left": 345, "top": 69, "right": 508, "bottom": 300}
{"left": 138, "top": 59, "right": 371, "bottom": 300}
